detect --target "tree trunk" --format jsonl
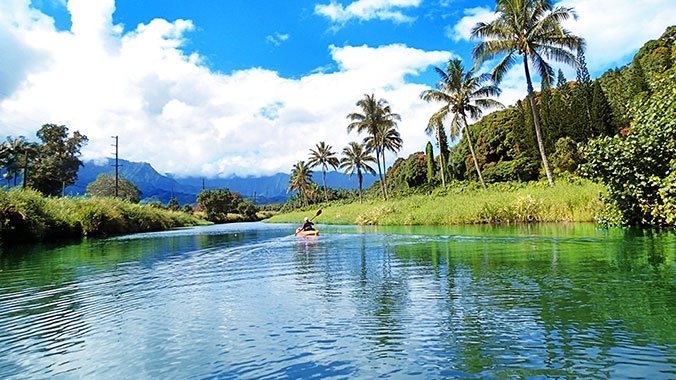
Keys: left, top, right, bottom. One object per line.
{"left": 22, "top": 151, "right": 28, "bottom": 188}
{"left": 358, "top": 170, "right": 363, "bottom": 204}
{"left": 381, "top": 149, "right": 389, "bottom": 199}
{"left": 437, "top": 125, "right": 446, "bottom": 187}
{"left": 523, "top": 55, "right": 555, "bottom": 187}
{"left": 375, "top": 147, "right": 386, "bottom": 200}
{"left": 322, "top": 165, "right": 328, "bottom": 204}
{"left": 463, "top": 115, "right": 487, "bottom": 190}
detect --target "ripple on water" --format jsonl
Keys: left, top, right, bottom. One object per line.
{"left": 1, "top": 224, "right": 675, "bottom": 379}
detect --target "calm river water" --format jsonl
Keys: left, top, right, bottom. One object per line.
{"left": 0, "top": 222, "right": 675, "bottom": 379}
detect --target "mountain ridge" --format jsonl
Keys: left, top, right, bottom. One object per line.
{"left": 66, "top": 158, "right": 377, "bottom": 205}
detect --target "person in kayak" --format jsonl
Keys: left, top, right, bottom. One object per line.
{"left": 300, "top": 217, "right": 315, "bottom": 231}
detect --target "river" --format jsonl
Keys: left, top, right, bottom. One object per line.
{"left": 0, "top": 222, "right": 675, "bottom": 379}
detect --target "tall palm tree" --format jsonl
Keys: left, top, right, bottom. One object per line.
{"left": 363, "top": 123, "right": 402, "bottom": 197}
{"left": 421, "top": 59, "right": 503, "bottom": 190}
{"left": 287, "top": 161, "right": 313, "bottom": 207}
{"left": 4, "top": 136, "right": 38, "bottom": 188}
{"left": 347, "top": 93, "right": 401, "bottom": 200}
{"left": 340, "top": 142, "right": 376, "bottom": 204}
{"left": 2, "top": 136, "right": 36, "bottom": 188}
{"left": 307, "top": 141, "right": 340, "bottom": 204}
{"left": 471, "top": 0, "right": 584, "bottom": 186}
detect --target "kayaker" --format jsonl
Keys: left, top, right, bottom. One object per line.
{"left": 300, "top": 217, "right": 315, "bottom": 231}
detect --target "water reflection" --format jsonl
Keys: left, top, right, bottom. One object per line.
{"left": 0, "top": 222, "right": 674, "bottom": 379}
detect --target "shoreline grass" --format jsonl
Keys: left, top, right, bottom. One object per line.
{"left": 266, "top": 180, "right": 604, "bottom": 226}
{"left": 1, "top": 188, "right": 211, "bottom": 246}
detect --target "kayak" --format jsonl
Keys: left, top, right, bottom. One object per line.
{"left": 296, "top": 227, "right": 319, "bottom": 236}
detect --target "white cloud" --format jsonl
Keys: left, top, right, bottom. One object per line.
{"left": 451, "top": 0, "right": 676, "bottom": 76}
{"left": 445, "top": 6, "right": 494, "bottom": 41}
{"left": 557, "top": 0, "right": 676, "bottom": 73}
{"left": 265, "top": 32, "right": 289, "bottom": 46}
{"left": 315, "top": 0, "right": 421, "bottom": 27}
{"left": 0, "top": 1, "right": 451, "bottom": 177}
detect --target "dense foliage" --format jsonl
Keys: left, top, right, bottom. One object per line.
{"left": 268, "top": 180, "right": 602, "bottom": 226}
{"left": 1, "top": 124, "right": 87, "bottom": 195}
{"left": 86, "top": 173, "right": 142, "bottom": 203}
{"left": 0, "top": 188, "right": 204, "bottom": 245}
{"left": 28, "top": 124, "right": 88, "bottom": 196}
{"left": 196, "top": 188, "right": 258, "bottom": 222}
{"left": 582, "top": 71, "right": 676, "bottom": 226}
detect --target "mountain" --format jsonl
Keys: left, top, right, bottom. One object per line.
{"left": 66, "top": 158, "right": 377, "bottom": 205}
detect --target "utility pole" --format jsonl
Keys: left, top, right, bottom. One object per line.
{"left": 171, "top": 183, "right": 174, "bottom": 199}
{"left": 202, "top": 178, "right": 205, "bottom": 190}
{"left": 111, "top": 136, "right": 122, "bottom": 197}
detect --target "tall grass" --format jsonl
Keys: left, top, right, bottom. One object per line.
{"left": 266, "top": 180, "right": 604, "bottom": 226}
{"left": 0, "top": 188, "right": 208, "bottom": 245}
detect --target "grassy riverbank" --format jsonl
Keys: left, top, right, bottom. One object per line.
{"left": 0, "top": 188, "right": 210, "bottom": 245}
{"left": 266, "top": 180, "right": 604, "bottom": 225}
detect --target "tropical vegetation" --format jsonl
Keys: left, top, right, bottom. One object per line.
{"left": 308, "top": 142, "right": 339, "bottom": 203}
{"left": 339, "top": 142, "right": 377, "bottom": 204}
{"left": 421, "top": 59, "right": 503, "bottom": 189}
{"left": 471, "top": 0, "right": 584, "bottom": 186}
{"left": 287, "top": 161, "right": 313, "bottom": 207}
{"left": 0, "top": 187, "right": 207, "bottom": 245}
{"left": 86, "top": 173, "right": 143, "bottom": 203}
{"left": 196, "top": 188, "right": 259, "bottom": 222}
{"left": 267, "top": 179, "right": 603, "bottom": 226}
{"left": 347, "top": 94, "right": 402, "bottom": 200}
{"left": 279, "top": 23, "right": 676, "bottom": 228}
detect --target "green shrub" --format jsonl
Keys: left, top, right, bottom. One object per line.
{"left": 483, "top": 161, "right": 513, "bottom": 183}
{"left": 582, "top": 71, "right": 676, "bottom": 226}
{"left": 0, "top": 189, "right": 207, "bottom": 245}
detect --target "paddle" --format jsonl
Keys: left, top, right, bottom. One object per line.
{"left": 310, "top": 209, "right": 322, "bottom": 221}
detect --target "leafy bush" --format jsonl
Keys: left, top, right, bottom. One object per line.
{"left": 483, "top": 161, "right": 513, "bottom": 183}
{"left": 582, "top": 71, "right": 676, "bottom": 226}
{"left": 86, "top": 173, "right": 142, "bottom": 203}
{"left": 551, "top": 137, "right": 584, "bottom": 175}
{"left": 0, "top": 189, "right": 206, "bottom": 245}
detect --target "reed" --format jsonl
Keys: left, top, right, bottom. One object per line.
{"left": 266, "top": 180, "right": 604, "bottom": 226}
{"left": 0, "top": 188, "right": 208, "bottom": 245}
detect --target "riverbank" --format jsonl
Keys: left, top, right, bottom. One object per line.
{"left": 0, "top": 188, "right": 210, "bottom": 246}
{"left": 266, "top": 180, "right": 604, "bottom": 225}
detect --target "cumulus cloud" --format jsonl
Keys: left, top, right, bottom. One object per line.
{"left": 445, "top": 6, "right": 494, "bottom": 41}
{"left": 558, "top": 0, "right": 676, "bottom": 72}
{"left": 0, "top": 0, "right": 451, "bottom": 177}
{"left": 315, "top": 0, "right": 421, "bottom": 27}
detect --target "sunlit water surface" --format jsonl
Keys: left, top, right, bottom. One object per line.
{"left": 0, "top": 222, "right": 675, "bottom": 379}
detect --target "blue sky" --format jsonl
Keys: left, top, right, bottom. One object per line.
{"left": 1, "top": 0, "right": 675, "bottom": 177}
{"left": 34, "top": 0, "right": 477, "bottom": 80}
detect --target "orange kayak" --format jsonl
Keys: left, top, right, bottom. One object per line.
{"left": 296, "top": 228, "right": 319, "bottom": 236}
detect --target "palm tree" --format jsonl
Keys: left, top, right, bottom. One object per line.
{"left": 363, "top": 123, "right": 402, "bottom": 197}
{"left": 307, "top": 141, "right": 340, "bottom": 204}
{"left": 4, "top": 136, "right": 39, "bottom": 188}
{"left": 287, "top": 161, "right": 313, "bottom": 207}
{"left": 471, "top": 0, "right": 584, "bottom": 186}
{"left": 421, "top": 59, "right": 503, "bottom": 190}
{"left": 347, "top": 93, "right": 401, "bottom": 200}
{"left": 340, "top": 142, "right": 377, "bottom": 204}
{"left": 2, "top": 136, "right": 37, "bottom": 188}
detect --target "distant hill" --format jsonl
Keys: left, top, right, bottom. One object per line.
{"left": 66, "top": 158, "right": 377, "bottom": 205}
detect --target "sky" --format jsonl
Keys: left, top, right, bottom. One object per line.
{"left": 1, "top": 0, "right": 675, "bottom": 178}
